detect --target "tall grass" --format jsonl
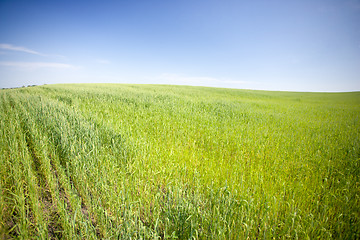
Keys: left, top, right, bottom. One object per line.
{"left": 0, "top": 84, "right": 359, "bottom": 239}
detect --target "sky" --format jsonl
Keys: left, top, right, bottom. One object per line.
{"left": 0, "top": 0, "right": 359, "bottom": 92}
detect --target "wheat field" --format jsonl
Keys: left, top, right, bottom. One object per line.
{"left": 0, "top": 84, "right": 359, "bottom": 239}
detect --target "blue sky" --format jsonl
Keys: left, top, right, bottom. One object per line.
{"left": 0, "top": 0, "right": 359, "bottom": 91}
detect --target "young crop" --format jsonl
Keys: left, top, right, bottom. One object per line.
{"left": 0, "top": 84, "right": 359, "bottom": 239}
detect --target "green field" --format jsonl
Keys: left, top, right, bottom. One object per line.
{"left": 0, "top": 84, "right": 359, "bottom": 239}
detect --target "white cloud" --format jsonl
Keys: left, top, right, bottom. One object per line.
{"left": 96, "top": 59, "right": 111, "bottom": 64}
{"left": 158, "top": 73, "right": 254, "bottom": 86}
{"left": 0, "top": 43, "right": 45, "bottom": 56}
{"left": 0, "top": 61, "right": 76, "bottom": 69}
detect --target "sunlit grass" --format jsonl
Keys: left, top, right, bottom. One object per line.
{"left": 0, "top": 84, "right": 359, "bottom": 239}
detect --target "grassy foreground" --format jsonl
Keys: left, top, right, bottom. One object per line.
{"left": 0, "top": 84, "right": 359, "bottom": 239}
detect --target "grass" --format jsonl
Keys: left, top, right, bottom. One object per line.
{"left": 0, "top": 83, "right": 359, "bottom": 239}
